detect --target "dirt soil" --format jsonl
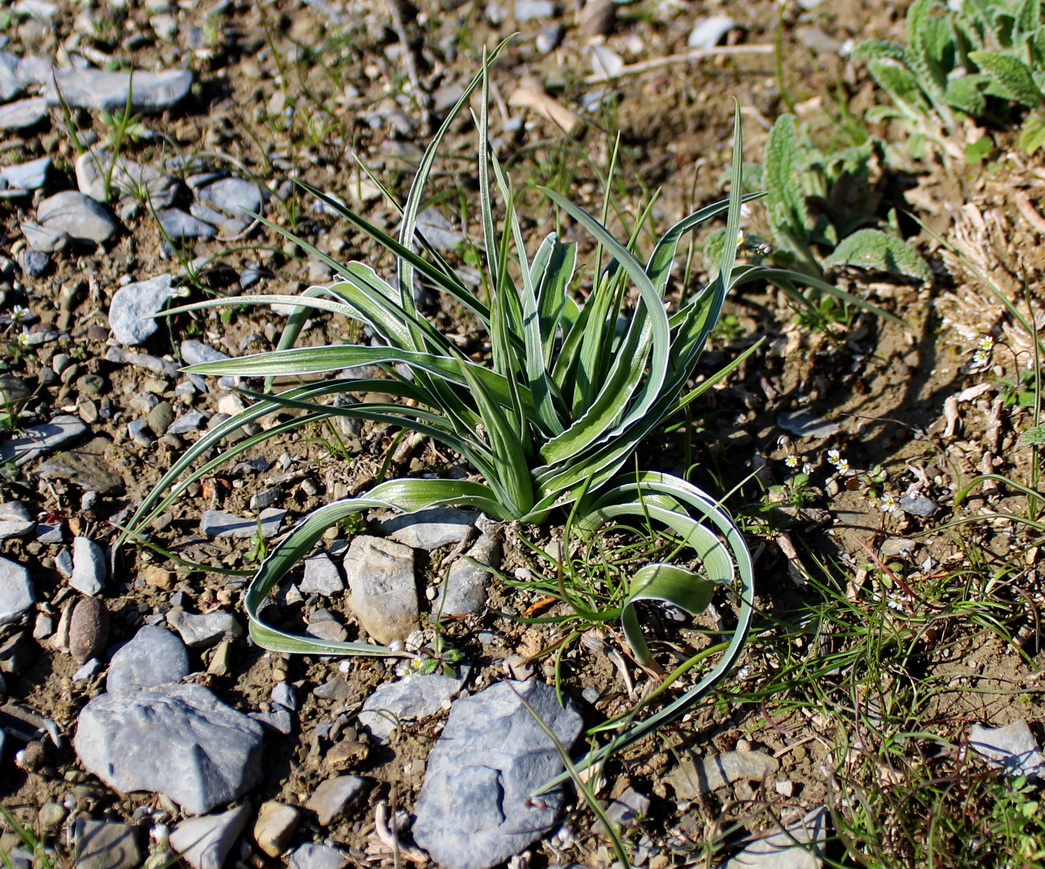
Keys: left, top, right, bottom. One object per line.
{"left": 2, "top": 0, "right": 1045, "bottom": 867}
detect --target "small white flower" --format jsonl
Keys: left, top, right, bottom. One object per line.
{"left": 978, "top": 335, "right": 994, "bottom": 352}
{"left": 10, "top": 305, "right": 30, "bottom": 322}
{"left": 802, "top": 461, "right": 814, "bottom": 475}
{"left": 736, "top": 230, "right": 746, "bottom": 246}
{"left": 785, "top": 455, "right": 799, "bottom": 469}
{"left": 827, "top": 448, "right": 841, "bottom": 464}
{"left": 835, "top": 457, "right": 850, "bottom": 473}
{"left": 16, "top": 330, "right": 31, "bottom": 347}
{"left": 880, "top": 495, "right": 899, "bottom": 514}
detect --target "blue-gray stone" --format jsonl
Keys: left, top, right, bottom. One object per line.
{"left": 156, "top": 208, "right": 216, "bottom": 240}
{"left": 0, "top": 555, "right": 34, "bottom": 625}
{"left": 180, "top": 340, "right": 228, "bottom": 366}
{"left": 412, "top": 680, "right": 583, "bottom": 869}
{"left": 37, "top": 191, "right": 118, "bottom": 244}
{"left": 0, "top": 156, "right": 49, "bottom": 193}
{"left": 74, "top": 683, "right": 264, "bottom": 814}
{"left": 106, "top": 625, "right": 190, "bottom": 697}
{"left": 375, "top": 507, "right": 478, "bottom": 550}
{"left": 108, "top": 274, "right": 174, "bottom": 345}
{"left": 286, "top": 844, "right": 349, "bottom": 869}
{"left": 359, "top": 673, "right": 464, "bottom": 743}
{"left": 0, "top": 98, "right": 48, "bottom": 133}
{"left": 201, "top": 507, "right": 286, "bottom": 539}
{"left": 0, "top": 414, "right": 86, "bottom": 466}
{"left": 899, "top": 494, "right": 940, "bottom": 518}
{"left": 46, "top": 68, "right": 193, "bottom": 113}
{"left": 0, "top": 52, "right": 23, "bottom": 101}
{"left": 70, "top": 537, "right": 106, "bottom": 596}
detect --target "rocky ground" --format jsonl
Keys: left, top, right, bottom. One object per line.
{"left": 2, "top": 0, "right": 1045, "bottom": 867}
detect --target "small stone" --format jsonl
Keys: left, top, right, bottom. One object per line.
{"left": 514, "top": 0, "right": 554, "bottom": 19}
{"left": 72, "top": 658, "right": 104, "bottom": 681}
{"left": 250, "top": 708, "right": 293, "bottom": 734}
{"left": 600, "top": 785, "right": 650, "bottom": 832}
{"left": 413, "top": 681, "right": 583, "bottom": 869}
{"left": 0, "top": 155, "right": 50, "bottom": 192}
{"left": 37, "top": 801, "right": 65, "bottom": 831}
{"left": 375, "top": 507, "right": 478, "bottom": 550}
{"left": 201, "top": 507, "right": 286, "bottom": 539}
{"left": 776, "top": 410, "right": 840, "bottom": 439}
{"left": 665, "top": 750, "right": 780, "bottom": 799}
{"left": 534, "top": 25, "right": 562, "bottom": 53}
{"left": 721, "top": 807, "right": 827, "bottom": 869}
{"left": 36, "top": 437, "right": 125, "bottom": 494}
{"left": 0, "top": 556, "right": 34, "bottom": 625}
{"left": 0, "top": 52, "right": 23, "bottom": 101}
{"left": 344, "top": 535, "right": 417, "bottom": 644}
{"left": 253, "top": 801, "right": 300, "bottom": 858}
{"left": 68, "top": 597, "right": 108, "bottom": 663}
{"left": 271, "top": 682, "right": 297, "bottom": 710}
{"left": 313, "top": 677, "right": 351, "bottom": 701}
{"left": 167, "top": 410, "right": 206, "bottom": 435}
{"left": 358, "top": 673, "right": 463, "bottom": 743}
{"left": 108, "top": 273, "right": 174, "bottom": 346}
{"left": 300, "top": 552, "right": 344, "bottom": 596}
{"left": 146, "top": 401, "right": 175, "bottom": 437}
{"left": 169, "top": 804, "right": 251, "bottom": 869}
{"left": 75, "top": 684, "right": 264, "bottom": 814}
{"left": 106, "top": 625, "right": 190, "bottom": 696}
{"left": 37, "top": 191, "right": 118, "bottom": 244}
{"left": 167, "top": 608, "right": 242, "bottom": 649}
{"left": 156, "top": 208, "right": 217, "bottom": 240}
{"left": 588, "top": 44, "right": 624, "bottom": 79}
{"left": 899, "top": 494, "right": 940, "bottom": 518}
{"left": 197, "top": 177, "right": 264, "bottom": 232}
{"left": 433, "top": 533, "right": 501, "bottom": 617}
{"left": 46, "top": 67, "right": 193, "bottom": 113}
{"left": 181, "top": 340, "right": 229, "bottom": 366}
{"left": 306, "top": 615, "right": 348, "bottom": 643}
{"left": 70, "top": 537, "right": 106, "bottom": 596}
{"left": 73, "top": 818, "right": 141, "bottom": 869}
{"left": 970, "top": 720, "right": 1045, "bottom": 779}
{"left": 17, "top": 248, "right": 51, "bottom": 277}
{"left": 688, "top": 15, "right": 737, "bottom": 49}
{"left": 286, "top": 843, "right": 349, "bottom": 869}
{"left": 0, "top": 97, "right": 48, "bottom": 133}
{"left": 305, "top": 775, "right": 369, "bottom": 826}
{"left": 0, "top": 502, "right": 34, "bottom": 541}
{"left": 880, "top": 537, "right": 917, "bottom": 558}
{"left": 0, "top": 414, "right": 86, "bottom": 466}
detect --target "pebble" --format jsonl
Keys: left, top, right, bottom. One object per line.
{"left": 0, "top": 52, "right": 23, "bottom": 100}
{"left": 147, "top": 400, "right": 175, "bottom": 436}
{"left": 0, "top": 555, "right": 34, "bottom": 625}
{"left": 156, "top": 207, "right": 217, "bottom": 240}
{"left": 688, "top": 15, "right": 737, "bottom": 49}
{"left": 74, "top": 683, "right": 265, "bottom": 814}
{"left": 68, "top": 597, "right": 108, "bottom": 663}
{"left": 0, "top": 156, "right": 49, "bottom": 193}
{"left": 601, "top": 785, "right": 650, "bottom": 831}
{"left": 358, "top": 673, "right": 464, "bottom": 743}
{"left": 21, "top": 219, "right": 68, "bottom": 252}
{"left": 434, "top": 533, "right": 501, "bottom": 618}
{"left": 0, "top": 97, "right": 48, "bottom": 132}
{"left": 271, "top": 681, "right": 297, "bottom": 710}
{"left": 721, "top": 807, "right": 827, "bottom": 869}
{"left": 300, "top": 552, "right": 344, "bottom": 596}
{"left": 36, "top": 436, "right": 125, "bottom": 494}
{"left": 72, "top": 818, "right": 141, "bottom": 869}
{"left": 166, "top": 608, "right": 242, "bottom": 648}
{"left": 72, "top": 658, "right": 103, "bottom": 681}
{"left": 200, "top": 507, "right": 286, "bottom": 539}
{"left": 104, "top": 346, "right": 180, "bottom": 378}
{"left": 108, "top": 273, "right": 174, "bottom": 345}
{"left": 181, "top": 340, "right": 229, "bottom": 365}
{"left": 197, "top": 177, "right": 264, "bottom": 232}
{"left": 776, "top": 410, "right": 840, "bottom": 439}
{"left": 0, "top": 501, "right": 34, "bottom": 541}
{"left": 344, "top": 535, "right": 418, "bottom": 644}
{"left": 0, "top": 414, "right": 87, "bottom": 466}
{"left": 46, "top": 67, "right": 193, "bottom": 113}
{"left": 969, "top": 720, "right": 1045, "bottom": 779}
{"left": 305, "top": 775, "right": 369, "bottom": 826}
{"left": 167, "top": 409, "right": 206, "bottom": 435}
{"left": 899, "top": 493, "right": 940, "bottom": 518}
{"left": 313, "top": 677, "right": 351, "bottom": 701}
{"left": 252, "top": 801, "right": 300, "bottom": 857}
{"left": 169, "top": 804, "right": 251, "bottom": 869}
{"left": 665, "top": 749, "right": 779, "bottom": 799}
{"left": 70, "top": 537, "right": 107, "bottom": 596}
{"left": 375, "top": 507, "right": 478, "bottom": 550}
{"left": 250, "top": 708, "right": 293, "bottom": 734}
{"left": 412, "top": 681, "right": 583, "bottom": 869}
{"left": 286, "top": 843, "right": 349, "bottom": 869}
{"left": 587, "top": 44, "right": 624, "bottom": 79}
{"left": 106, "top": 625, "right": 190, "bottom": 696}
{"left": 36, "top": 191, "right": 119, "bottom": 244}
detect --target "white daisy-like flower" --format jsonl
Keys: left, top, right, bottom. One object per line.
{"left": 16, "top": 330, "right": 31, "bottom": 347}
{"left": 835, "top": 457, "right": 850, "bottom": 473}
{"left": 827, "top": 448, "right": 841, "bottom": 464}
{"left": 880, "top": 495, "right": 899, "bottom": 514}
{"left": 802, "top": 462, "right": 814, "bottom": 475}
{"left": 785, "top": 455, "right": 799, "bottom": 469}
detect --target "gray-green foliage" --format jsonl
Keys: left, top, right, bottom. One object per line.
{"left": 854, "top": 0, "right": 1045, "bottom": 153}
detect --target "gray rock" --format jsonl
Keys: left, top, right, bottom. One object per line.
{"left": 665, "top": 749, "right": 779, "bottom": 799}
{"left": 899, "top": 493, "right": 940, "bottom": 518}
{"left": 688, "top": 15, "right": 737, "bottom": 49}
{"left": 0, "top": 98, "right": 47, "bottom": 133}
{"left": 721, "top": 807, "right": 827, "bottom": 869}
{"left": 0, "top": 414, "right": 86, "bottom": 466}
{"left": 46, "top": 68, "right": 193, "bottom": 113}
{"left": 0, "top": 556, "right": 34, "bottom": 625}
{"left": 37, "top": 191, "right": 118, "bottom": 244}
{"left": 70, "top": 537, "right": 106, "bottom": 596}
{"left": 0, "top": 502, "right": 34, "bottom": 541}
{"left": 181, "top": 340, "right": 229, "bottom": 366}
{"left": 148, "top": 400, "right": 175, "bottom": 437}
{"left": 305, "top": 614, "right": 348, "bottom": 643}
{"left": 969, "top": 720, "right": 1045, "bottom": 779}
{"left": 434, "top": 534, "right": 501, "bottom": 618}
{"left": 17, "top": 248, "right": 50, "bottom": 277}
{"left": 15, "top": 55, "right": 52, "bottom": 86}
{"left": 156, "top": 208, "right": 217, "bottom": 240}
{"left": 312, "top": 677, "right": 351, "bottom": 701}
{"left": 286, "top": 843, "right": 349, "bottom": 869}
{"left": 20, "top": 219, "right": 68, "bottom": 253}
{"left": 35, "top": 436, "right": 124, "bottom": 494}
{"left": 0, "top": 156, "right": 50, "bottom": 193}
{"left": 412, "top": 680, "right": 583, "bottom": 869}
{"left": 104, "top": 346, "right": 179, "bottom": 378}
{"left": 271, "top": 682, "right": 297, "bottom": 710}
{"left": 305, "top": 775, "right": 369, "bottom": 826}
{"left": 514, "top": 0, "right": 555, "bottom": 20}
{"left": 201, "top": 507, "right": 286, "bottom": 539}
{"left": 108, "top": 273, "right": 174, "bottom": 345}
{"left": 75, "top": 150, "right": 177, "bottom": 207}
{"left": 359, "top": 673, "right": 463, "bottom": 742}
{"left": 74, "top": 683, "right": 264, "bottom": 814}
{"left": 250, "top": 708, "right": 293, "bottom": 734}
{"left": 106, "top": 625, "right": 190, "bottom": 697}
{"left": 68, "top": 597, "right": 108, "bottom": 663}
{"left": 300, "top": 552, "right": 344, "bottom": 596}
{"left": 344, "top": 535, "right": 417, "bottom": 644}
{"left": 602, "top": 785, "right": 650, "bottom": 830}
{"left": 415, "top": 208, "right": 465, "bottom": 250}
{"left": 167, "top": 608, "right": 242, "bottom": 648}
{"left": 73, "top": 658, "right": 104, "bottom": 681}
{"left": 0, "top": 52, "right": 23, "bottom": 101}
{"left": 169, "top": 804, "right": 251, "bottom": 869}
{"left": 197, "top": 177, "right": 264, "bottom": 230}
{"left": 376, "top": 507, "right": 478, "bottom": 550}
{"left": 72, "top": 818, "right": 141, "bottom": 869}
{"left": 167, "top": 409, "right": 206, "bottom": 435}
{"left": 776, "top": 410, "right": 840, "bottom": 439}
{"left": 253, "top": 801, "right": 300, "bottom": 858}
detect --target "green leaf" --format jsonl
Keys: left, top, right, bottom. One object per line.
{"left": 970, "top": 50, "right": 1045, "bottom": 107}
{"left": 944, "top": 72, "right": 988, "bottom": 115}
{"left": 621, "top": 564, "right": 716, "bottom": 666}
{"left": 867, "top": 59, "right": 932, "bottom": 114}
{"left": 1019, "top": 113, "right": 1045, "bottom": 152}
{"left": 1019, "top": 424, "right": 1045, "bottom": 445}
{"left": 764, "top": 114, "right": 810, "bottom": 253}
{"left": 906, "top": 0, "right": 950, "bottom": 94}
{"left": 851, "top": 39, "right": 909, "bottom": 62}
{"left": 822, "top": 228, "right": 933, "bottom": 282}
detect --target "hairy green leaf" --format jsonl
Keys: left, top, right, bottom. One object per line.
{"left": 823, "top": 228, "right": 932, "bottom": 282}
{"left": 971, "top": 50, "right": 1045, "bottom": 106}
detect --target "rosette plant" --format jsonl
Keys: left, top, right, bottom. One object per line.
{"left": 124, "top": 49, "right": 838, "bottom": 767}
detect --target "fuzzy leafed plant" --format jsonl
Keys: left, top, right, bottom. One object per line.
{"left": 122, "top": 52, "right": 812, "bottom": 765}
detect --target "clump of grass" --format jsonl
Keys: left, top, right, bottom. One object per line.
{"left": 122, "top": 47, "right": 855, "bottom": 768}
